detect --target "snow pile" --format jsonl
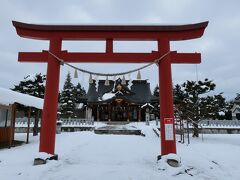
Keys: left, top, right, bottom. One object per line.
{"left": 1, "top": 122, "right": 240, "bottom": 180}
{"left": 157, "top": 154, "right": 185, "bottom": 176}
{"left": 0, "top": 87, "right": 43, "bottom": 109}
{"left": 141, "top": 103, "right": 154, "bottom": 109}
{"left": 35, "top": 152, "right": 54, "bottom": 160}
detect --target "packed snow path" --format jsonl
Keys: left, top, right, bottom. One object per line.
{"left": 1, "top": 123, "right": 240, "bottom": 180}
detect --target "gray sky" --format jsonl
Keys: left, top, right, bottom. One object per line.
{"left": 0, "top": 0, "right": 239, "bottom": 100}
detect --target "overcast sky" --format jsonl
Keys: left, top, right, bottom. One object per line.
{"left": 0, "top": 0, "right": 239, "bottom": 100}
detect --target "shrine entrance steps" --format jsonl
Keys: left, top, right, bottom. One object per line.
{"left": 94, "top": 123, "right": 142, "bottom": 136}
{"left": 106, "top": 121, "right": 130, "bottom": 125}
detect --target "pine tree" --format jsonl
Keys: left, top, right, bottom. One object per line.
{"left": 12, "top": 74, "right": 45, "bottom": 98}
{"left": 72, "top": 82, "right": 86, "bottom": 117}
{"left": 12, "top": 73, "right": 46, "bottom": 136}
{"left": 174, "top": 78, "right": 218, "bottom": 137}
{"left": 153, "top": 85, "right": 159, "bottom": 97}
{"left": 59, "top": 72, "right": 76, "bottom": 118}
{"left": 224, "top": 100, "right": 234, "bottom": 120}
{"left": 73, "top": 82, "right": 86, "bottom": 104}
{"left": 173, "top": 84, "right": 186, "bottom": 105}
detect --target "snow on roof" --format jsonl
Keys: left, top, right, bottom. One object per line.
{"left": 77, "top": 103, "right": 84, "bottom": 109}
{"left": 218, "top": 111, "right": 225, "bottom": 116}
{"left": 141, "top": 103, "right": 154, "bottom": 109}
{"left": 102, "top": 93, "right": 115, "bottom": 100}
{"left": 0, "top": 87, "right": 43, "bottom": 109}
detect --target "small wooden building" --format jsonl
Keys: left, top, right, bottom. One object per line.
{"left": 0, "top": 87, "right": 43, "bottom": 148}
{"left": 0, "top": 103, "right": 15, "bottom": 147}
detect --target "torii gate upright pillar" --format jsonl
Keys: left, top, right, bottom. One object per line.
{"left": 158, "top": 39, "right": 176, "bottom": 155}
{"left": 39, "top": 39, "right": 62, "bottom": 154}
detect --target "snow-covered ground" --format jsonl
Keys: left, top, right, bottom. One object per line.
{"left": 1, "top": 122, "right": 240, "bottom": 180}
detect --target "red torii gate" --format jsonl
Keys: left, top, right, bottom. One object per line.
{"left": 13, "top": 21, "right": 208, "bottom": 156}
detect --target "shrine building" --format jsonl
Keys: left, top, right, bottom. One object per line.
{"left": 84, "top": 78, "right": 158, "bottom": 122}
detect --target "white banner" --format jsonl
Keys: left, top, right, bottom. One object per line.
{"left": 164, "top": 118, "right": 174, "bottom": 141}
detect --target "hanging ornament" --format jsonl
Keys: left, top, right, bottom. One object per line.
{"left": 111, "top": 76, "right": 116, "bottom": 91}
{"left": 122, "top": 75, "right": 126, "bottom": 85}
{"left": 95, "top": 75, "right": 99, "bottom": 89}
{"left": 74, "top": 69, "right": 78, "bottom": 78}
{"left": 137, "top": 70, "right": 141, "bottom": 80}
{"left": 128, "top": 73, "right": 133, "bottom": 87}
{"left": 89, "top": 74, "right": 93, "bottom": 84}
{"left": 104, "top": 76, "right": 110, "bottom": 86}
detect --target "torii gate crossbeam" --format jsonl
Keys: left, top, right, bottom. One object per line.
{"left": 13, "top": 21, "right": 208, "bottom": 156}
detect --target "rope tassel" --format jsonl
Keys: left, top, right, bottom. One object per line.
{"left": 74, "top": 69, "right": 78, "bottom": 78}
{"left": 122, "top": 75, "right": 126, "bottom": 85}
{"left": 137, "top": 70, "right": 141, "bottom": 80}
{"left": 89, "top": 74, "right": 93, "bottom": 84}
{"left": 104, "top": 76, "right": 110, "bottom": 86}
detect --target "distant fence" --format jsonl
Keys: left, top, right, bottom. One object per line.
{"left": 15, "top": 118, "right": 39, "bottom": 128}
{"left": 15, "top": 117, "right": 94, "bottom": 126}
{"left": 15, "top": 118, "right": 240, "bottom": 128}
{"left": 15, "top": 117, "right": 95, "bottom": 133}
{"left": 175, "top": 119, "right": 240, "bottom": 134}
{"left": 199, "top": 120, "right": 240, "bottom": 128}
{"left": 60, "top": 118, "right": 94, "bottom": 127}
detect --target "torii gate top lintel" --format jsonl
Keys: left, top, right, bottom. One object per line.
{"left": 12, "top": 21, "right": 208, "bottom": 41}
{"left": 13, "top": 21, "right": 208, "bottom": 64}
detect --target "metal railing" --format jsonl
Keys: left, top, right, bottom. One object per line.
{"left": 15, "top": 117, "right": 94, "bottom": 127}
{"left": 60, "top": 118, "right": 94, "bottom": 126}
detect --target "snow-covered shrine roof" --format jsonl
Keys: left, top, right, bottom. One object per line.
{"left": 102, "top": 93, "right": 115, "bottom": 101}
{"left": 0, "top": 87, "right": 43, "bottom": 109}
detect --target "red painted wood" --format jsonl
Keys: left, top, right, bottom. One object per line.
{"left": 171, "top": 52, "right": 201, "bottom": 64}
{"left": 12, "top": 21, "right": 208, "bottom": 32}
{"left": 39, "top": 38, "right": 61, "bottom": 154}
{"left": 106, "top": 39, "right": 113, "bottom": 53}
{"left": 19, "top": 51, "right": 48, "bottom": 63}
{"left": 12, "top": 21, "right": 208, "bottom": 41}
{"left": 13, "top": 21, "right": 208, "bottom": 156}
{"left": 158, "top": 39, "right": 177, "bottom": 155}
{"left": 18, "top": 51, "right": 201, "bottom": 64}
{"left": 0, "top": 128, "right": 11, "bottom": 143}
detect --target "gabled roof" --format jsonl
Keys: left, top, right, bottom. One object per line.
{"left": 86, "top": 79, "right": 155, "bottom": 104}
{"left": 128, "top": 80, "right": 152, "bottom": 103}
{"left": 233, "top": 108, "right": 240, "bottom": 114}
{"left": 234, "top": 94, "right": 240, "bottom": 104}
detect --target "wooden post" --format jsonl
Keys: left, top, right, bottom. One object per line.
{"left": 127, "top": 105, "right": 130, "bottom": 122}
{"left": 158, "top": 39, "right": 176, "bottom": 155}
{"left": 138, "top": 106, "right": 141, "bottom": 122}
{"left": 97, "top": 105, "right": 100, "bottom": 121}
{"left": 9, "top": 103, "right": 16, "bottom": 148}
{"left": 26, "top": 107, "right": 31, "bottom": 144}
{"left": 39, "top": 38, "right": 62, "bottom": 154}
{"left": 108, "top": 104, "right": 111, "bottom": 121}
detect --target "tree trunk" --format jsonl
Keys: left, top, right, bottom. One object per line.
{"left": 33, "top": 109, "right": 40, "bottom": 136}
{"left": 192, "top": 122, "right": 199, "bottom": 137}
